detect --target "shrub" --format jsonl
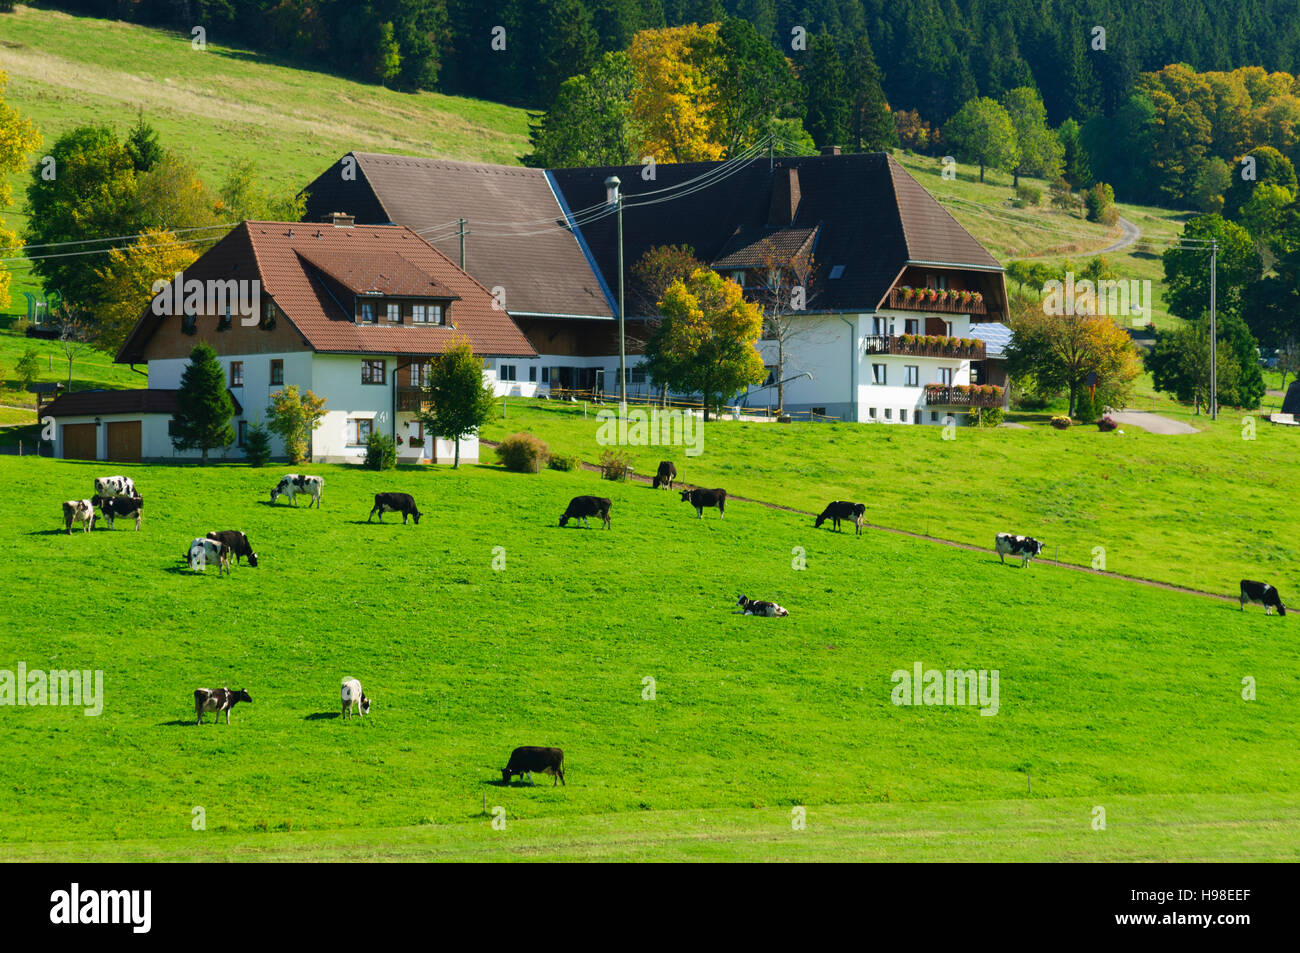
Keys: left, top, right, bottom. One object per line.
{"left": 548, "top": 451, "right": 579, "bottom": 471}
{"left": 1050, "top": 415, "right": 1072, "bottom": 429}
{"left": 1097, "top": 415, "right": 1118, "bottom": 432}
{"left": 1073, "top": 388, "right": 1098, "bottom": 424}
{"left": 243, "top": 422, "right": 272, "bottom": 467}
{"left": 1015, "top": 183, "right": 1042, "bottom": 206}
{"left": 599, "top": 448, "right": 633, "bottom": 481}
{"left": 364, "top": 431, "right": 396, "bottom": 470}
{"left": 972, "top": 407, "right": 1004, "bottom": 427}
{"left": 15, "top": 347, "right": 40, "bottom": 389}
{"left": 495, "top": 432, "right": 549, "bottom": 472}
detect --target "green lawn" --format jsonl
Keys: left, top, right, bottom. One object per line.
{"left": 483, "top": 397, "right": 1299, "bottom": 596}
{"left": 1, "top": 456, "right": 1296, "bottom": 860}
{"left": 0, "top": 319, "right": 142, "bottom": 412}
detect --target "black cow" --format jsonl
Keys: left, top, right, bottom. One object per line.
{"left": 1240, "top": 580, "right": 1286, "bottom": 615}
{"left": 194, "top": 687, "right": 251, "bottom": 725}
{"left": 815, "top": 501, "right": 865, "bottom": 535}
{"left": 681, "top": 487, "right": 726, "bottom": 519}
{"left": 652, "top": 461, "right": 677, "bottom": 490}
{"left": 369, "top": 492, "right": 421, "bottom": 524}
{"left": 92, "top": 494, "right": 143, "bottom": 531}
{"left": 501, "top": 746, "right": 565, "bottom": 786}
{"left": 206, "top": 531, "right": 259, "bottom": 567}
{"left": 735, "top": 595, "right": 789, "bottom": 617}
{"left": 559, "top": 495, "right": 611, "bottom": 529}
{"left": 995, "top": 533, "right": 1045, "bottom": 568}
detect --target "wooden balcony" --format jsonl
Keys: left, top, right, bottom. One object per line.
{"left": 924, "top": 384, "right": 1004, "bottom": 408}
{"left": 863, "top": 334, "right": 985, "bottom": 360}
{"left": 396, "top": 386, "right": 429, "bottom": 412}
{"left": 887, "top": 287, "right": 988, "bottom": 315}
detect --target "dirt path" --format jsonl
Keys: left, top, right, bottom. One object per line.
{"left": 1098, "top": 216, "right": 1141, "bottom": 254}
{"left": 1109, "top": 410, "right": 1200, "bottom": 435}
{"left": 482, "top": 439, "right": 1235, "bottom": 604}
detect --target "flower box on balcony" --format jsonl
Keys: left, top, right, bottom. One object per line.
{"left": 408, "top": 438, "right": 426, "bottom": 449}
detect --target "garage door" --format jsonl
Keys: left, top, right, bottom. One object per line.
{"left": 106, "top": 420, "right": 142, "bottom": 463}
{"left": 62, "top": 423, "right": 97, "bottom": 461}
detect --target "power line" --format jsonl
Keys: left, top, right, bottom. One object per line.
{"left": 0, "top": 223, "right": 238, "bottom": 256}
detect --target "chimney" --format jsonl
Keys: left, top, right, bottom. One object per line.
{"left": 768, "top": 167, "right": 801, "bottom": 226}
{"left": 820, "top": 145, "right": 842, "bottom": 156}
{"left": 327, "top": 212, "right": 355, "bottom": 228}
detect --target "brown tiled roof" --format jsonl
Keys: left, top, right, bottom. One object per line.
{"left": 711, "top": 226, "right": 819, "bottom": 269}
{"left": 42, "top": 388, "right": 243, "bottom": 417}
{"left": 295, "top": 249, "right": 459, "bottom": 300}
{"left": 117, "top": 222, "right": 535, "bottom": 362}
{"left": 302, "top": 153, "right": 615, "bottom": 319}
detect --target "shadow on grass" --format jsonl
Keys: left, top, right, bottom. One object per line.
{"left": 28, "top": 529, "right": 76, "bottom": 536}
{"left": 157, "top": 719, "right": 195, "bottom": 727}
{"left": 304, "top": 712, "right": 340, "bottom": 721}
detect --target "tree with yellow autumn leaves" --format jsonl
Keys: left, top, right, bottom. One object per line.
{"left": 0, "top": 69, "right": 42, "bottom": 311}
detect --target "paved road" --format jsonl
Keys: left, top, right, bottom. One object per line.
{"left": 1098, "top": 216, "right": 1141, "bottom": 254}
{"left": 1108, "top": 410, "right": 1200, "bottom": 435}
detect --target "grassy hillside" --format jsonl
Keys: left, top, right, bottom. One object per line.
{"left": 2, "top": 456, "right": 1297, "bottom": 860}
{"left": 482, "top": 397, "right": 1299, "bottom": 596}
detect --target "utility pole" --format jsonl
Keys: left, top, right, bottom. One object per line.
{"left": 1209, "top": 238, "right": 1218, "bottom": 420}
{"left": 605, "top": 176, "right": 627, "bottom": 407}
{"left": 458, "top": 218, "right": 468, "bottom": 270}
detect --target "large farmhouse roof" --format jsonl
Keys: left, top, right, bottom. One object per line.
{"left": 117, "top": 221, "right": 535, "bottom": 363}
{"left": 43, "top": 388, "right": 242, "bottom": 417}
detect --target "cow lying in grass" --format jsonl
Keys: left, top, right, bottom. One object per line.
{"left": 815, "top": 501, "right": 865, "bottom": 534}
{"left": 681, "top": 487, "right": 726, "bottom": 518}
{"left": 93, "top": 494, "right": 143, "bottom": 531}
{"left": 369, "top": 492, "right": 421, "bottom": 524}
{"left": 1240, "top": 580, "right": 1286, "bottom": 615}
{"left": 995, "top": 533, "right": 1044, "bottom": 568}
{"left": 341, "top": 677, "right": 371, "bottom": 718}
{"left": 653, "top": 461, "right": 677, "bottom": 490}
{"left": 501, "top": 746, "right": 565, "bottom": 786}
{"left": 194, "top": 687, "right": 251, "bottom": 725}
{"left": 270, "top": 474, "right": 323, "bottom": 508}
{"left": 559, "top": 495, "right": 611, "bottom": 529}
{"left": 187, "top": 537, "right": 231, "bottom": 575}
{"left": 735, "top": 595, "right": 789, "bottom": 617}
{"left": 206, "top": 531, "right": 258, "bottom": 567}
{"left": 62, "top": 499, "right": 95, "bottom": 534}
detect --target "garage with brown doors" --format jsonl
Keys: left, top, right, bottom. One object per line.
{"left": 62, "top": 423, "right": 97, "bottom": 461}
{"left": 106, "top": 420, "right": 142, "bottom": 462}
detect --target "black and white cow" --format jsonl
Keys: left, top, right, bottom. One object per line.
{"left": 815, "top": 501, "right": 865, "bottom": 535}
{"left": 93, "top": 475, "right": 136, "bottom": 499}
{"left": 341, "top": 677, "right": 371, "bottom": 718}
{"left": 368, "top": 492, "right": 421, "bottom": 524}
{"left": 735, "top": 595, "right": 789, "bottom": 617}
{"left": 995, "top": 533, "right": 1045, "bottom": 568}
{"left": 92, "top": 494, "right": 143, "bottom": 531}
{"left": 270, "top": 474, "right": 323, "bottom": 508}
{"left": 501, "top": 746, "right": 565, "bottom": 786}
{"left": 1240, "top": 580, "right": 1286, "bottom": 615}
{"left": 187, "top": 537, "right": 231, "bottom": 575}
{"left": 681, "top": 487, "right": 726, "bottom": 519}
{"left": 62, "top": 499, "right": 95, "bottom": 534}
{"left": 206, "top": 531, "right": 258, "bottom": 567}
{"left": 652, "top": 461, "right": 677, "bottom": 490}
{"left": 559, "top": 495, "right": 611, "bottom": 529}
{"left": 194, "top": 687, "right": 251, "bottom": 725}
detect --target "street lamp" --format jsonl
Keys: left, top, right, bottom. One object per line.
{"left": 605, "top": 175, "right": 626, "bottom": 408}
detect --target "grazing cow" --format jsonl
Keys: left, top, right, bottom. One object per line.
{"left": 206, "top": 531, "right": 258, "bottom": 567}
{"left": 501, "top": 746, "right": 565, "bottom": 786}
{"left": 735, "top": 595, "right": 789, "bottom": 617}
{"left": 92, "top": 494, "right": 143, "bottom": 531}
{"left": 559, "top": 495, "right": 612, "bottom": 529}
{"left": 270, "top": 474, "right": 324, "bottom": 508}
{"left": 93, "top": 475, "right": 136, "bottom": 499}
{"left": 815, "top": 501, "right": 865, "bottom": 535}
{"left": 369, "top": 492, "right": 421, "bottom": 524}
{"left": 652, "top": 461, "right": 678, "bottom": 490}
{"left": 194, "top": 687, "right": 251, "bottom": 725}
{"left": 681, "top": 487, "right": 726, "bottom": 519}
{"left": 62, "top": 499, "right": 95, "bottom": 534}
{"left": 995, "top": 533, "right": 1045, "bottom": 568}
{"left": 1240, "top": 580, "right": 1287, "bottom": 616}
{"left": 187, "top": 537, "right": 231, "bottom": 576}
{"left": 341, "top": 677, "right": 371, "bottom": 718}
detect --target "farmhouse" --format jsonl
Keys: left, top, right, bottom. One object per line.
{"left": 303, "top": 150, "right": 1010, "bottom": 423}
{"left": 44, "top": 220, "right": 535, "bottom": 463}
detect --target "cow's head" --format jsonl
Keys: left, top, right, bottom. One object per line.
{"left": 652, "top": 476, "right": 661, "bottom": 489}
{"left": 559, "top": 513, "right": 570, "bottom": 527}
{"left": 1032, "top": 539, "right": 1045, "bottom": 556}
{"left": 91, "top": 495, "right": 104, "bottom": 508}
{"left": 247, "top": 552, "right": 259, "bottom": 568}
{"left": 359, "top": 693, "right": 371, "bottom": 715}
{"left": 231, "top": 689, "right": 252, "bottom": 705}
{"left": 411, "top": 508, "right": 421, "bottom": 525}
{"left": 814, "top": 514, "right": 826, "bottom": 528}
{"left": 680, "top": 489, "right": 692, "bottom": 503}
{"left": 501, "top": 767, "right": 513, "bottom": 785}
{"left": 736, "top": 595, "right": 749, "bottom": 609}
{"left": 269, "top": 485, "right": 281, "bottom": 502}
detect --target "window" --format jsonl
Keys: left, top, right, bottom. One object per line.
{"left": 828, "top": 265, "right": 845, "bottom": 280}
{"left": 904, "top": 318, "right": 919, "bottom": 335}
{"left": 270, "top": 359, "right": 284, "bottom": 386}
{"left": 939, "top": 367, "right": 953, "bottom": 386}
{"left": 410, "top": 361, "right": 430, "bottom": 387}
{"left": 387, "top": 303, "right": 401, "bottom": 323}
{"left": 529, "top": 365, "right": 537, "bottom": 382}
{"left": 359, "top": 302, "right": 376, "bottom": 324}
{"left": 812, "top": 407, "right": 827, "bottom": 417}
{"left": 631, "top": 364, "right": 647, "bottom": 384}
{"left": 237, "top": 420, "right": 248, "bottom": 448}
{"left": 429, "top": 304, "right": 444, "bottom": 325}
{"left": 905, "top": 365, "right": 919, "bottom": 387}
{"left": 218, "top": 307, "right": 232, "bottom": 331}
{"left": 412, "top": 304, "right": 427, "bottom": 324}
{"left": 872, "top": 363, "right": 887, "bottom": 385}
{"left": 901, "top": 409, "right": 909, "bottom": 423}
{"left": 868, "top": 407, "right": 877, "bottom": 419}
{"left": 541, "top": 367, "right": 550, "bottom": 384}
{"left": 348, "top": 418, "right": 372, "bottom": 446}
{"left": 873, "top": 316, "right": 892, "bottom": 335}
{"left": 931, "top": 411, "right": 939, "bottom": 422}
{"left": 181, "top": 311, "right": 197, "bottom": 335}
{"left": 230, "top": 361, "right": 244, "bottom": 387}
{"left": 730, "top": 270, "right": 745, "bottom": 285}
{"left": 884, "top": 408, "right": 893, "bottom": 420}
{"left": 499, "top": 364, "right": 517, "bottom": 382}
{"left": 944, "top": 321, "right": 953, "bottom": 336}
{"left": 261, "top": 299, "right": 276, "bottom": 330}
{"left": 361, "top": 360, "right": 386, "bottom": 385}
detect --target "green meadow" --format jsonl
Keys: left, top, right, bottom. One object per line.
{"left": 1, "top": 455, "right": 1297, "bottom": 860}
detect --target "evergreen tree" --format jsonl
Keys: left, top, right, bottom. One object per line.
{"left": 845, "top": 32, "right": 895, "bottom": 151}
{"left": 802, "top": 33, "right": 849, "bottom": 150}
{"left": 1057, "top": 118, "right": 1093, "bottom": 188}
{"left": 172, "top": 343, "right": 235, "bottom": 464}
{"left": 124, "top": 110, "right": 163, "bottom": 173}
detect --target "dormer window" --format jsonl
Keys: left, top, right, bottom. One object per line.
{"left": 260, "top": 299, "right": 277, "bottom": 330}
{"left": 360, "top": 302, "right": 376, "bottom": 324}
{"left": 386, "top": 302, "right": 401, "bottom": 323}
{"left": 181, "top": 309, "right": 197, "bottom": 335}
{"left": 218, "top": 306, "right": 232, "bottom": 331}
